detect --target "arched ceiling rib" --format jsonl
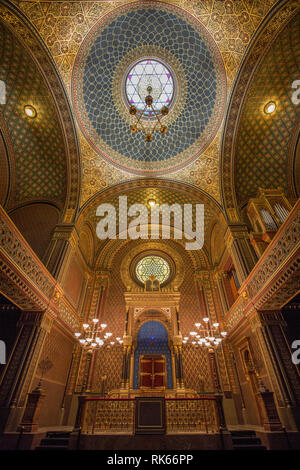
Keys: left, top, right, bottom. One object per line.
{"left": 77, "top": 179, "right": 225, "bottom": 267}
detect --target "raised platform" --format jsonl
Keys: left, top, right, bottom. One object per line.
{"left": 73, "top": 432, "right": 232, "bottom": 451}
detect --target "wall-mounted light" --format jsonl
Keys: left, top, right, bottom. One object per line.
{"left": 264, "top": 101, "right": 276, "bottom": 114}
{"left": 24, "top": 105, "right": 37, "bottom": 118}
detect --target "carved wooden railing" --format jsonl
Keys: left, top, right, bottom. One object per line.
{"left": 224, "top": 199, "right": 300, "bottom": 333}
{"left": 76, "top": 396, "right": 225, "bottom": 435}
{"left": 0, "top": 205, "right": 80, "bottom": 332}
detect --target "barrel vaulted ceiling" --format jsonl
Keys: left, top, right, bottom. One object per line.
{"left": 1, "top": 0, "right": 299, "bottom": 224}
{"left": 235, "top": 11, "right": 300, "bottom": 208}
{"left": 0, "top": 16, "right": 67, "bottom": 210}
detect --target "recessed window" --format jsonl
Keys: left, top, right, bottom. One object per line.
{"left": 125, "top": 58, "right": 174, "bottom": 120}
{"left": 135, "top": 255, "right": 170, "bottom": 284}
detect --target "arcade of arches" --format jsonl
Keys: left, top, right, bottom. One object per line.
{"left": 0, "top": 0, "right": 299, "bottom": 450}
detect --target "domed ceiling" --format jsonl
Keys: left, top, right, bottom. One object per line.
{"left": 8, "top": 0, "right": 281, "bottom": 207}
{"left": 72, "top": 2, "right": 226, "bottom": 176}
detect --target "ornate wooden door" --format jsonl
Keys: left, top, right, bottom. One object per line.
{"left": 139, "top": 355, "right": 166, "bottom": 389}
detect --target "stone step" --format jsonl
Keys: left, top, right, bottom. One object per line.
{"left": 40, "top": 438, "right": 69, "bottom": 446}
{"left": 46, "top": 432, "right": 71, "bottom": 439}
{"left": 231, "top": 430, "right": 256, "bottom": 437}
{"left": 232, "top": 437, "right": 262, "bottom": 446}
{"left": 233, "top": 444, "right": 267, "bottom": 451}
{"left": 36, "top": 445, "right": 69, "bottom": 451}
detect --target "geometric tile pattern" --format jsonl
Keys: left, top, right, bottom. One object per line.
{"left": 72, "top": 2, "right": 226, "bottom": 175}
{"left": 235, "top": 12, "right": 300, "bottom": 206}
{"left": 0, "top": 19, "right": 67, "bottom": 208}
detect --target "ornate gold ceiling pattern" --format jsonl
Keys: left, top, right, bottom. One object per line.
{"left": 71, "top": 2, "right": 226, "bottom": 175}
{"left": 0, "top": 16, "right": 67, "bottom": 210}
{"left": 235, "top": 11, "right": 300, "bottom": 207}
{"left": 0, "top": 0, "right": 82, "bottom": 223}
{"left": 77, "top": 179, "right": 226, "bottom": 266}
{"left": 11, "top": 0, "right": 278, "bottom": 205}
{"left": 221, "top": 0, "right": 300, "bottom": 221}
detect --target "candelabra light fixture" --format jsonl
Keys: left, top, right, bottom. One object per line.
{"left": 129, "top": 85, "right": 169, "bottom": 142}
{"left": 74, "top": 318, "right": 123, "bottom": 349}
{"left": 183, "top": 317, "right": 227, "bottom": 350}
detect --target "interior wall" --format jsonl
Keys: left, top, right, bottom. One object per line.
{"left": 33, "top": 324, "right": 74, "bottom": 427}
{"left": 9, "top": 203, "right": 60, "bottom": 261}
{"left": 63, "top": 254, "right": 85, "bottom": 309}
{"left": 91, "top": 239, "right": 213, "bottom": 393}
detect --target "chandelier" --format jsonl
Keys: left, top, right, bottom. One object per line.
{"left": 74, "top": 319, "right": 123, "bottom": 350}
{"left": 183, "top": 317, "right": 227, "bottom": 350}
{"left": 129, "top": 85, "right": 169, "bottom": 142}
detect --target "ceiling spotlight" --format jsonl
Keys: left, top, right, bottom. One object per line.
{"left": 148, "top": 199, "right": 156, "bottom": 207}
{"left": 24, "top": 105, "right": 37, "bottom": 118}
{"left": 264, "top": 101, "right": 276, "bottom": 114}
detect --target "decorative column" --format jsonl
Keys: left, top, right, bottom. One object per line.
{"left": 79, "top": 270, "right": 111, "bottom": 394}
{"left": 250, "top": 310, "right": 300, "bottom": 431}
{"left": 224, "top": 225, "right": 257, "bottom": 286}
{"left": 120, "top": 337, "right": 132, "bottom": 397}
{"left": 208, "top": 349, "right": 222, "bottom": 393}
{"left": 173, "top": 343, "right": 184, "bottom": 394}
{"left": 0, "top": 311, "right": 52, "bottom": 432}
{"left": 195, "top": 271, "right": 226, "bottom": 393}
{"left": 18, "top": 381, "right": 45, "bottom": 432}
{"left": 195, "top": 271, "right": 218, "bottom": 323}
{"left": 90, "top": 270, "right": 110, "bottom": 321}
{"left": 214, "top": 271, "right": 230, "bottom": 317}
{"left": 43, "top": 224, "right": 78, "bottom": 281}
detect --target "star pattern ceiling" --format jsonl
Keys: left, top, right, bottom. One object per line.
{"left": 72, "top": 2, "right": 226, "bottom": 175}
{"left": 10, "top": 0, "right": 278, "bottom": 207}
{"left": 235, "top": 11, "right": 300, "bottom": 206}
{"left": 0, "top": 16, "right": 67, "bottom": 210}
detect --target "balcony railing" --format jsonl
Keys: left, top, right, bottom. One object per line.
{"left": 76, "top": 396, "right": 224, "bottom": 435}
{"left": 82, "top": 398, "right": 135, "bottom": 434}
{"left": 165, "top": 397, "right": 219, "bottom": 433}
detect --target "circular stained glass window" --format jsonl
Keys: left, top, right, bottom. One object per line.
{"left": 135, "top": 255, "right": 171, "bottom": 284}
{"left": 125, "top": 58, "right": 175, "bottom": 119}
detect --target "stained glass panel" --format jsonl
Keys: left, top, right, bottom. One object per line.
{"left": 135, "top": 255, "right": 170, "bottom": 284}
{"left": 125, "top": 59, "right": 174, "bottom": 119}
